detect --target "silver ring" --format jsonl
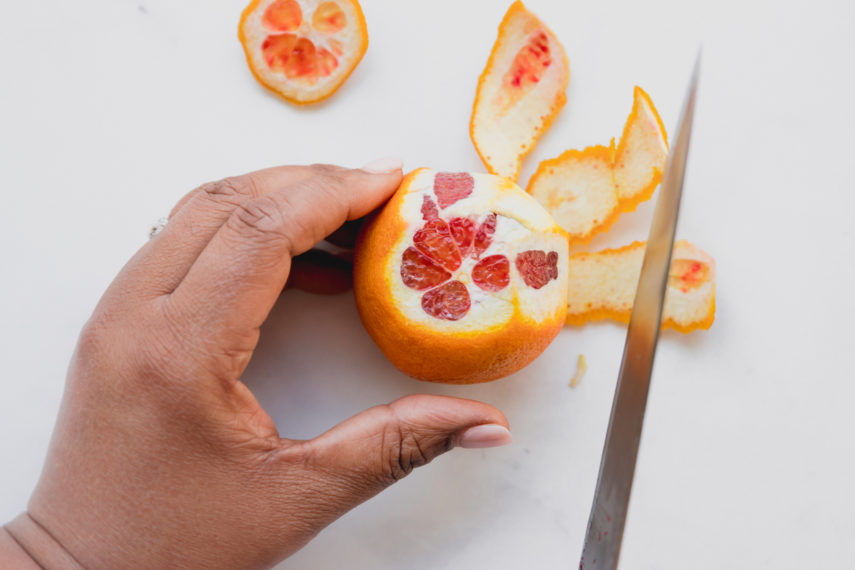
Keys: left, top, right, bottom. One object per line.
{"left": 149, "top": 217, "right": 168, "bottom": 239}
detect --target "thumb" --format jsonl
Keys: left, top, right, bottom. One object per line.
{"left": 291, "top": 394, "right": 511, "bottom": 512}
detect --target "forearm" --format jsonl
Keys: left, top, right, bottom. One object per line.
{"left": 2, "top": 513, "right": 84, "bottom": 569}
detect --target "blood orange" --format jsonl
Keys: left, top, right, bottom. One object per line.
{"left": 354, "top": 168, "right": 569, "bottom": 384}
{"left": 239, "top": 0, "right": 368, "bottom": 104}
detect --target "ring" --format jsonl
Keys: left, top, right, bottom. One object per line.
{"left": 149, "top": 217, "right": 168, "bottom": 239}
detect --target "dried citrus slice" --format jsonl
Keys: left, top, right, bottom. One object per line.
{"left": 239, "top": 0, "right": 368, "bottom": 104}
{"left": 470, "top": 1, "right": 570, "bottom": 182}
{"left": 527, "top": 87, "right": 667, "bottom": 243}
{"left": 354, "top": 168, "right": 570, "bottom": 384}
{"left": 614, "top": 86, "right": 669, "bottom": 212}
{"left": 565, "top": 240, "right": 715, "bottom": 333}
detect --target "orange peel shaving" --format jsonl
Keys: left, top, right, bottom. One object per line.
{"left": 239, "top": 0, "right": 368, "bottom": 105}
{"left": 565, "top": 240, "right": 715, "bottom": 333}
{"left": 470, "top": 1, "right": 570, "bottom": 182}
{"left": 527, "top": 86, "right": 668, "bottom": 244}
{"left": 614, "top": 86, "right": 669, "bottom": 212}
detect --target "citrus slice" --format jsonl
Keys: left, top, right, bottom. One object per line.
{"left": 565, "top": 240, "right": 716, "bottom": 333}
{"left": 354, "top": 168, "right": 570, "bottom": 384}
{"left": 239, "top": 0, "right": 368, "bottom": 104}
{"left": 527, "top": 87, "right": 668, "bottom": 243}
{"left": 614, "top": 86, "right": 669, "bottom": 212}
{"left": 470, "top": 1, "right": 570, "bottom": 182}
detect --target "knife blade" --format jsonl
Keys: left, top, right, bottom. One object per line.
{"left": 578, "top": 53, "right": 701, "bottom": 570}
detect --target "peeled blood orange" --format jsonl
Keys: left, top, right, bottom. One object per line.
{"left": 239, "top": 0, "right": 368, "bottom": 104}
{"left": 354, "top": 168, "right": 570, "bottom": 384}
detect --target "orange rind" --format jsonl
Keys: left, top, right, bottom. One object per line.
{"left": 614, "top": 86, "right": 669, "bottom": 212}
{"left": 239, "top": 0, "right": 368, "bottom": 104}
{"left": 527, "top": 143, "right": 619, "bottom": 245}
{"left": 565, "top": 240, "right": 715, "bottom": 333}
{"left": 527, "top": 87, "right": 668, "bottom": 244}
{"left": 470, "top": 1, "right": 570, "bottom": 182}
{"left": 354, "top": 168, "right": 570, "bottom": 384}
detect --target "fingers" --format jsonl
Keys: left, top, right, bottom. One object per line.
{"left": 125, "top": 166, "right": 318, "bottom": 297}
{"left": 164, "top": 164, "right": 402, "bottom": 355}
{"left": 286, "top": 395, "right": 511, "bottom": 512}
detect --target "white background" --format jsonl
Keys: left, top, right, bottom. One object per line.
{"left": 1, "top": 0, "right": 854, "bottom": 568}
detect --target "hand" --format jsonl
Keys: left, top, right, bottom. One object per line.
{"left": 1, "top": 160, "right": 512, "bottom": 569}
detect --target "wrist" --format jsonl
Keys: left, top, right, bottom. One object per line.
{"left": 3, "top": 513, "right": 84, "bottom": 569}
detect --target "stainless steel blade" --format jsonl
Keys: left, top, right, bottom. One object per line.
{"left": 579, "top": 54, "right": 701, "bottom": 570}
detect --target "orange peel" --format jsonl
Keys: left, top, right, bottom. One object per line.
{"left": 565, "top": 240, "right": 716, "bottom": 333}
{"left": 614, "top": 86, "right": 669, "bottom": 212}
{"left": 470, "top": 1, "right": 570, "bottom": 182}
{"left": 354, "top": 168, "right": 570, "bottom": 384}
{"left": 527, "top": 86, "right": 668, "bottom": 244}
{"left": 527, "top": 142, "right": 619, "bottom": 245}
{"left": 238, "top": 0, "right": 368, "bottom": 104}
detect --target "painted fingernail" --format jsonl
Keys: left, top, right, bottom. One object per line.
{"left": 457, "top": 424, "right": 513, "bottom": 449}
{"left": 361, "top": 157, "right": 403, "bottom": 173}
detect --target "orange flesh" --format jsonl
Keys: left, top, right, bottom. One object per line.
{"left": 285, "top": 37, "right": 318, "bottom": 80}
{"left": 669, "top": 259, "right": 710, "bottom": 293}
{"left": 313, "top": 2, "right": 347, "bottom": 33}
{"left": 259, "top": 0, "right": 346, "bottom": 84}
{"left": 262, "top": 0, "right": 302, "bottom": 32}
{"left": 398, "top": 174, "right": 559, "bottom": 321}
{"left": 497, "top": 30, "right": 551, "bottom": 112}
{"left": 262, "top": 34, "right": 298, "bottom": 73}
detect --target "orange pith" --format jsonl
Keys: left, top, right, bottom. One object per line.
{"left": 564, "top": 240, "right": 716, "bottom": 333}
{"left": 527, "top": 86, "right": 668, "bottom": 244}
{"left": 470, "top": 1, "right": 570, "bottom": 182}
{"left": 497, "top": 29, "right": 552, "bottom": 112}
{"left": 239, "top": 0, "right": 368, "bottom": 104}
{"left": 354, "top": 168, "right": 570, "bottom": 384}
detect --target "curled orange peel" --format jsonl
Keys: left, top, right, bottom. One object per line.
{"left": 614, "top": 86, "right": 669, "bottom": 213}
{"left": 526, "top": 142, "right": 621, "bottom": 246}
{"left": 238, "top": 0, "right": 368, "bottom": 105}
{"left": 565, "top": 240, "right": 716, "bottom": 333}
{"left": 527, "top": 86, "right": 668, "bottom": 244}
{"left": 470, "top": 1, "right": 570, "bottom": 182}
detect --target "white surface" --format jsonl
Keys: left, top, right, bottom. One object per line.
{"left": 1, "top": 0, "right": 853, "bottom": 568}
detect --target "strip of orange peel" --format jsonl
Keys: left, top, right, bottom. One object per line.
{"left": 527, "top": 86, "right": 668, "bottom": 245}
{"left": 565, "top": 240, "right": 715, "bottom": 333}
{"left": 470, "top": 1, "right": 570, "bottom": 182}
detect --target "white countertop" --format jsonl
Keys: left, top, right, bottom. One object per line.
{"left": 2, "top": 1, "right": 854, "bottom": 568}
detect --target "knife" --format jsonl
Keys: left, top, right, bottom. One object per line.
{"left": 579, "top": 54, "right": 701, "bottom": 570}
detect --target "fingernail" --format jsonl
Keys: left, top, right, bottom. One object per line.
{"left": 457, "top": 424, "right": 513, "bottom": 449}
{"left": 361, "top": 157, "right": 403, "bottom": 173}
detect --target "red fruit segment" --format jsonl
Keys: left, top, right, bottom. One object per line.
{"left": 284, "top": 37, "right": 318, "bottom": 81}
{"left": 421, "top": 280, "right": 471, "bottom": 321}
{"left": 262, "top": 34, "right": 298, "bottom": 73}
{"left": 434, "top": 172, "right": 475, "bottom": 209}
{"left": 474, "top": 213, "right": 497, "bottom": 257}
{"left": 263, "top": 0, "right": 302, "bottom": 32}
{"left": 316, "top": 47, "right": 338, "bottom": 78}
{"left": 498, "top": 30, "right": 552, "bottom": 111}
{"left": 401, "top": 247, "right": 451, "bottom": 290}
{"left": 515, "top": 250, "right": 559, "bottom": 289}
{"left": 449, "top": 217, "right": 476, "bottom": 258}
{"left": 312, "top": 2, "right": 347, "bottom": 33}
{"left": 413, "top": 219, "right": 462, "bottom": 271}
{"left": 472, "top": 254, "right": 510, "bottom": 292}
{"left": 421, "top": 195, "right": 439, "bottom": 221}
